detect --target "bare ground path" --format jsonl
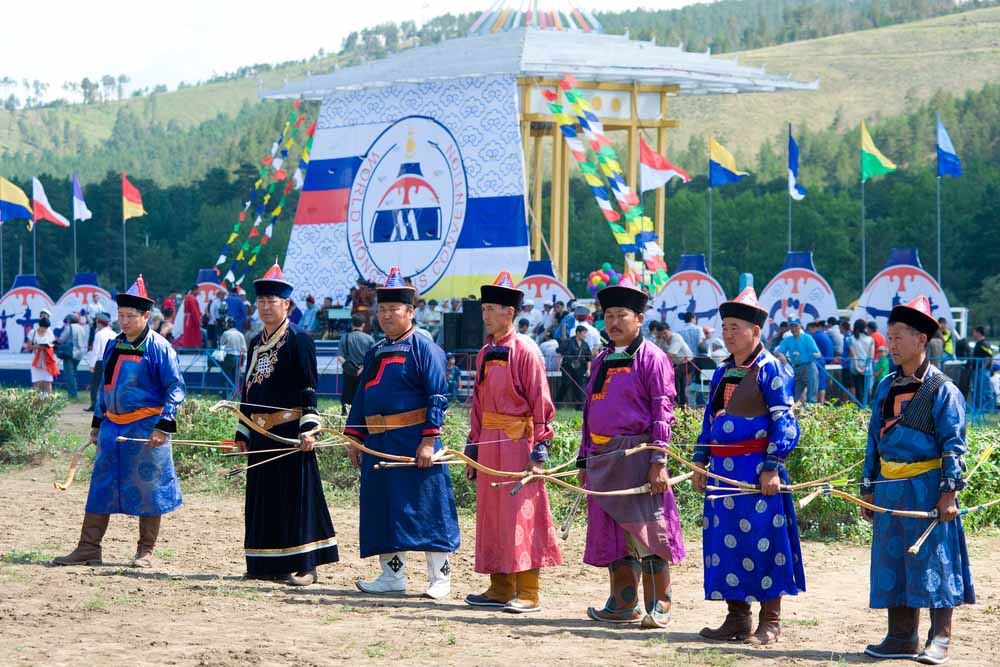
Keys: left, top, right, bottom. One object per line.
{"left": 1, "top": 460, "right": 998, "bottom": 666}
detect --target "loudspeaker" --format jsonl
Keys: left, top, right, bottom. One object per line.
{"left": 442, "top": 313, "right": 462, "bottom": 351}
{"left": 460, "top": 300, "right": 484, "bottom": 349}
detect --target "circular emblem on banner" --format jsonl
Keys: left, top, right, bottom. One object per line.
{"left": 347, "top": 116, "right": 468, "bottom": 292}
{"left": 759, "top": 267, "right": 838, "bottom": 340}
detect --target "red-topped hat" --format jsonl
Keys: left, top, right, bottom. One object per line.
{"left": 719, "top": 287, "right": 768, "bottom": 326}
{"left": 116, "top": 274, "right": 154, "bottom": 312}
{"left": 376, "top": 266, "right": 416, "bottom": 305}
{"left": 480, "top": 271, "right": 523, "bottom": 309}
{"left": 889, "top": 295, "right": 938, "bottom": 338}
{"left": 253, "top": 260, "right": 294, "bottom": 299}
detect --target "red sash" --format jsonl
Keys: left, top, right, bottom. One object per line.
{"left": 710, "top": 436, "right": 768, "bottom": 457}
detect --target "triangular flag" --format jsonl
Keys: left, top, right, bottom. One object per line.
{"left": 383, "top": 266, "right": 405, "bottom": 287}
{"left": 493, "top": 271, "right": 515, "bottom": 288}
{"left": 127, "top": 274, "right": 149, "bottom": 298}
{"left": 31, "top": 177, "right": 70, "bottom": 229}
{"left": 72, "top": 173, "right": 92, "bottom": 222}
{"left": 122, "top": 173, "right": 146, "bottom": 223}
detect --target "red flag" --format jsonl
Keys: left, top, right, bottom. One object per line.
{"left": 122, "top": 173, "right": 146, "bottom": 222}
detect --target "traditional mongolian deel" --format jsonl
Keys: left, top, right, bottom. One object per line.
{"left": 693, "top": 343, "right": 806, "bottom": 604}
{"left": 345, "top": 326, "right": 460, "bottom": 557}
{"left": 578, "top": 334, "right": 685, "bottom": 567}
{"left": 236, "top": 315, "right": 339, "bottom": 577}
{"left": 863, "top": 358, "right": 975, "bottom": 610}
{"left": 87, "top": 326, "right": 185, "bottom": 516}
{"left": 468, "top": 329, "right": 562, "bottom": 575}
{"left": 282, "top": 75, "right": 530, "bottom": 303}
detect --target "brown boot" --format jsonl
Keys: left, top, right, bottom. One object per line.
{"left": 916, "top": 608, "right": 953, "bottom": 665}
{"left": 587, "top": 557, "right": 642, "bottom": 623}
{"left": 52, "top": 512, "right": 110, "bottom": 566}
{"left": 465, "top": 573, "right": 516, "bottom": 608}
{"left": 130, "top": 515, "right": 161, "bottom": 568}
{"left": 745, "top": 596, "right": 781, "bottom": 646}
{"left": 700, "top": 600, "right": 753, "bottom": 641}
{"left": 639, "top": 555, "right": 672, "bottom": 629}
{"left": 505, "top": 569, "right": 541, "bottom": 614}
{"left": 864, "top": 606, "right": 920, "bottom": 659}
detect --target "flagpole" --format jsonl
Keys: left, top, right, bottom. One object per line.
{"left": 0, "top": 223, "right": 4, "bottom": 292}
{"left": 787, "top": 189, "right": 792, "bottom": 252}
{"left": 73, "top": 221, "right": 78, "bottom": 274}
{"left": 860, "top": 178, "right": 866, "bottom": 291}
{"left": 122, "top": 221, "right": 127, "bottom": 291}
{"left": 707, "top": 186, "right": 713, "bottom": 273}
{"left": 936, "top": 176, "right": 942, "bottom": 285}
{"left": 32, "top": 222, "right": 37, "bottom": 275}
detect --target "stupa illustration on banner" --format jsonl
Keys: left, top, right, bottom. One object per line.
{"left": 370, "top": 130, "right": 442, "bottom": 244}
{"left": 758, "top": 252, "right": 838, "bottom": 340}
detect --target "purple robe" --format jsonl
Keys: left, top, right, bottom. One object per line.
{"left": 577, "top": 336, "right": 686, "bottom": 567}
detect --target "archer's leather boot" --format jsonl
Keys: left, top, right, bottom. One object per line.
{"left": 130, "top": 515, "right": 161, "bottom": 568}
{"left": 916, "top": 607, "right": 953, "bottom": 665}
{"left": 52, "top": 512, "right": 110, "bottom": 566}
{"left": 356, "top": 553, "right": 406, "bottom": 594}
{"left": 700, "top": 600, "right": 753, "bottom": 641}
{"left": 864, "top": 606, "right": 920, "bottom": 659}
{"left": 465, "top": 573, "right": 515, "bottom": 608}
{"left": 745, "top": 596, "right": 782, "bottom": 646}
{"left": 505, "top": 569, "right": 542, "bottom": 614}
{"left": 587, "top": 557, "right": 642, "bottom": 623}
{"left": 639, "top": 555, "right": 672, "bottom": 629}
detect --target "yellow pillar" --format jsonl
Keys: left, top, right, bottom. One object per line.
{"left": 532, "top": 132, "right": 543, "bottom": 260}
{"left": 550, "top": 126, "right": 563, "bottom": 278}
{"left": 560, "top": 138, "right": 570, "bottom": 280}
{"left": 655, "top": 91, "right": 667, "bottom": 245}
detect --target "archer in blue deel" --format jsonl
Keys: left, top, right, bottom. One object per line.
{"left": 861, "top": 295, "right": 974, "bottom": 666}
{"left": 53, "top": 274, "right": 186, "bottom": 569}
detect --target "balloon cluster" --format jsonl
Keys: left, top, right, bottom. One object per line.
{"left": 587, "top": 262, "right": 621, "bottom": 295}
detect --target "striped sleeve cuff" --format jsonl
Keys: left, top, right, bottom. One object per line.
{"left": 343, "top": 427, "right": 366, "bottom": 442}
{"left": 299, "top": 413, "right": 321, "bottom": 433}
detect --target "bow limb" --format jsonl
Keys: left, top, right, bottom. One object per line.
{"left": 907, "top": 441, "right": 997, "bottom": 556}
{"left": 788, "top": 458, "right": 864, "bottom": 491}
{"left": 662, "top": 447, "right": 759, "bottom": 492}
{"left": 209, "top": 400, "right": 302, "bottom": 447}
{"left": 820, "top": 487, "right": 938, "bottom": 519}
{"left": 533, "top": 474, "right": 652, "bottom": 497}
{"left": 54, "top": 440, "right": 93, "bottom": 491}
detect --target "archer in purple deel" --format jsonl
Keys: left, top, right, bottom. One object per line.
{"left": 577, "top": 282, "right": 685, "bottom": 630}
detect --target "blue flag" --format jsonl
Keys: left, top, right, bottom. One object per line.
{"left": 936, "top": 113, "right": 961, "bottom": 178}
{"left": 788, "top": 124, "right": 807, "bottom": 201}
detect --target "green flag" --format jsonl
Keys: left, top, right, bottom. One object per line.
{"left": 860, "top": 119, "right": 897, "bottom": 181}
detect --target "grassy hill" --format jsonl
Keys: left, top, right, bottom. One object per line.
{"left": 2, "top": 6, "right": 1000, "bottom": 184}
{"left": 669, "top": 6, "right": 1000, "bottom": 166}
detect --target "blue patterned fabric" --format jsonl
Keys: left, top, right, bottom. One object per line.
{"left": 864, "top": 366, "right": 975, "bottom": 608}
{"left": 695, "top": 347, "right": 805, "bottom": 602}
{"left": 86, "top": 328, "right": 185, "bottom": 516}
{"left": 346, "top": 327, "right": 460, "bottom": 557}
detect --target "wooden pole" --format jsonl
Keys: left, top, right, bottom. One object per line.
{"left": 560, "top": 138, "right": 570, "bottom": 280}
{"left": 532, "top": 132, "right": 543, "bottom": 260}
{"left": 655, "top": 90, "right": 667, "bottom": 244}
{"left": 550, "top": 124, "right": 562, "bottom": 278}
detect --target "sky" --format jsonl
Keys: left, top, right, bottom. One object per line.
{"left": 0, "top": 0, "right": 703, "bottom": 99}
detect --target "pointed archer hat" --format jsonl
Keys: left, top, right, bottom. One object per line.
{"left": 889, "top": 295, "right": 938, "bottom": 338}
{"left": 719, "top": 286, "right": 768, "bottom": 326}
{"left": 480, "top": 271, "right": 523, "bottom": 309}
{"left": 376, "top": 266, "right": 416, "bottom": 305}
{"left": 253, "top": 260, "right": 294, "bottom": 299}
{"left": 116, "top": 274, "right": 154, "bottom": 312}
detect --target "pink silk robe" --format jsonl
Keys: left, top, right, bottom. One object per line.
{"left": 469, "top": 330, "right": 563, "bottom": 574}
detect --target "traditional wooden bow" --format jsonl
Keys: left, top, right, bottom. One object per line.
{"left": 54, "top": 441, "right": 93, "bottom": 491}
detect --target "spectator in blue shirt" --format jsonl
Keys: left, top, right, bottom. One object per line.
{"left": 225, "top": 290, "right": 248, "bottom": 333}
{"left": 807, "top": 320, "right": 834, "bottom": 404}
{"left": 299, "top": 295, "right": 320, "bottom": 333}
{"left": 775, "top": 318, "right": 821, "bottom": 403}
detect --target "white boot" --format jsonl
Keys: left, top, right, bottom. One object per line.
{"left": 356, "top": 553, "right": 406, "bottom": 594}
{"left": 424, "top": 552, "right": 452, "bottom": 600}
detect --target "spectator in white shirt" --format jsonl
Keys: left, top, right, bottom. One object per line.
{"left": 85, "top": 312, "right": 117, "bottom": 412}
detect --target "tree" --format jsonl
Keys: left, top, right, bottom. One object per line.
{"left": 80, "top": 77, "right": 98, "bottom": 104}
{"left": 101, "top": 74, "right": 116, "bottom": 101}
{"left": 116, "top": 74, "right": 131, "bottom": 100}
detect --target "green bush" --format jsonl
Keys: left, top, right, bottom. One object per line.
{"left": 0, "top": 389, "right": 66, "bottom": 465}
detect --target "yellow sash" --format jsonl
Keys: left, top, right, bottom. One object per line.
{"left": 880, "top": 457, "right": 941, "bottom": 479}
{"left": 482, "top": 412, "right": 533, "bottom": 440}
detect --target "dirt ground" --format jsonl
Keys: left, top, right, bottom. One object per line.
{"left": 2, "top": 410, "right": 998, "bottom": 666}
